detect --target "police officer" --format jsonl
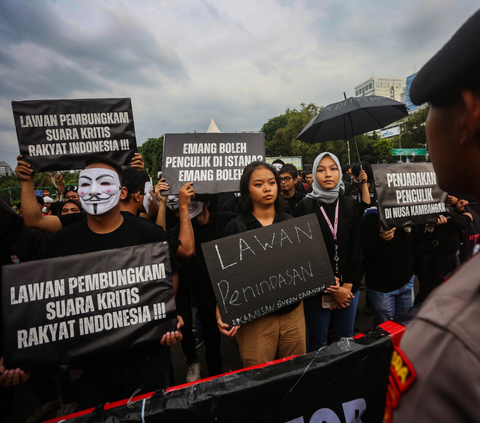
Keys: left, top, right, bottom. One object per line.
{"left": 389, "top": 8, "right": 480, "bottom": 423}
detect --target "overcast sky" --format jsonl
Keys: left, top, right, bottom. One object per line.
{"left": 1, "top": 0, "right": 478, "bottom": 170}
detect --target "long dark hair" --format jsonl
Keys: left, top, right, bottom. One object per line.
{"left": 238, "top": 161, "right": 286, "bottom": 214}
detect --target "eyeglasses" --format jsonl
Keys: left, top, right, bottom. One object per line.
{"left": 279, "top": 177, "right": 293, "bottom": 183}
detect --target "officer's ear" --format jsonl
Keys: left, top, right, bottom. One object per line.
{"left": 460, "top": 87, "right": 480, "bottom": 146}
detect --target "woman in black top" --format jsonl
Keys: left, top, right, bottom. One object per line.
{"left": 217, "top": 161, "right": 306, "bottom": 367}
{"left": 295, "top": 152, "right": 363, "bottom": 351}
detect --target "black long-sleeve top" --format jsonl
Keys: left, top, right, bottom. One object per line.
{"left": 361, "top": 211, "right": 415, "bottom": 293}
{"left": 295, "top": 196, "right": 363, "bottom": 293}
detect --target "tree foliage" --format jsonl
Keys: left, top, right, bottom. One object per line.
{"left": 138, "top": 136, "right": 164, "bottom": 183}
{"left": 262, "top": 103, "right": 430, "bottom": 166}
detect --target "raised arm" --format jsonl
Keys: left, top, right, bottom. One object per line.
{"left": 176, "top": 182, "right": 196, "bottom": 258}
{"left": 15, "top": 156, "right": 62, "bottom": 234}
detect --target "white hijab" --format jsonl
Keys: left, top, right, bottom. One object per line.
{"left": 306, "top": 152, "right": 345, "bottom": 204}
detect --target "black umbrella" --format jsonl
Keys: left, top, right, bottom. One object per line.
{"left": 296, "top": 95, "right": 408, "bottom": 162}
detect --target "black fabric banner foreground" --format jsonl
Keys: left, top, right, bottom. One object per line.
{"left": 162, "top": 132, "right": 265, "bottom": 194}
{"left": 202, "top": 215, "right": 332, "bottom": 327}
{"left": 2, "top": 242, "right": 176, "bottom": 370}
{"left": 66, "top": 329, "right": 393, "bottom": 423}
{"left": 373, "top": 163, "right": 448, "bottom": 230}
{"left": 12, "top": 98, "right": 137, "bottom": 172}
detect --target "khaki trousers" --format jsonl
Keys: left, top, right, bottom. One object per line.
{"left": 236, "top": 301, "right": 306, "bottom": 368}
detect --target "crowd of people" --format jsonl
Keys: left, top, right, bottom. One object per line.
{"left": 2, "top": 7, "right": 480, "bottom": 423}
{"left": 0, "top": 141, "right": 477, "bottom": 422}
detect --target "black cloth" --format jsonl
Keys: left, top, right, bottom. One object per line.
{"left": 282, "top": 191, "right": 306, "bottom": 216}
{"left": 58, "top": 211, "right": 86, "bottom": 227}
{"left": 295, "top": 196, "right": 363, "bottom": 292}
{"left": 361, "top": 211, "right": 415, "bottom": 293}
{"left": 223, "top": 211, "right": 300, "bottom": 316}
{"left": 47, "top": 211, "right": 178, "bottom": 369}
{"left": 168, "top": 211, "right": 236, "bottom": 376}
{"left": 0, "top": 200, "right": 48, "bottom": 356}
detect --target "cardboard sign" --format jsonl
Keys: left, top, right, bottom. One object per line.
{"left": 202, "top": 215, "right": 332, "bottom": 326}
{"left": 12, "top": 98, "right": 137, "bottom": 172}
{"left": 373, "top": 163, "right": 448, "bottom": 230}
{"left": 2, "top": 242, "right": 176, "bottom": 370}
{"left": 162, "top": 132, "right": 265, "bottom": 194}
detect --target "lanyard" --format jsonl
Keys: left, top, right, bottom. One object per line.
{"left": 319, "top": 200, "right": 340, "bottom": 274}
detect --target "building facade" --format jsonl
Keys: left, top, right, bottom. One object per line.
{"left": 0, "top": 161, "right": 13, "bottom": 176}
{"left": 354, "top": 77, "right": 406, "bottom": 102}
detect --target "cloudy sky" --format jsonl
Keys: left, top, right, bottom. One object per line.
{"left": 1, "top": 0, "right": 478, "bottom": 170}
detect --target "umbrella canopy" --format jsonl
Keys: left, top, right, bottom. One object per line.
{"left": 296, "top": 95, "right": 408, "bottom": 144}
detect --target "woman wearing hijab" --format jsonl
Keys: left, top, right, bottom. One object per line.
{"left": 295, "top": 153, "right": 363, "bottom": 351}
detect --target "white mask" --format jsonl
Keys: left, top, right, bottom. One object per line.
{"left": 78, "top": 168, "right": 121, "bottom": 215}
{"left": 143, "top": 181, "right": 153, "bottom": 214}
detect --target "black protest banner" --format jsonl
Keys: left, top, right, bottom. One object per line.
{"left": 2, "top": 242, "right": 175, "bottom": 370}
{"left": 12, "top": 98, "right": 137, "bottom": 172}
{"left": 162, "top": 132, "right": 265, "bottom": 194}
{"left": 66, "top": 329, "right": 393, "bottom": 423}
{"left": 373, "top": 163, "right": 448, "bottom": 230}
{"left": 202, "top": 215, "right": 332, "bottom": 327}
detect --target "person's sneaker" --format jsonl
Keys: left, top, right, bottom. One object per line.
{"left": 363, "top": 303, "right": 374, "bottom": 317}
{"left": 25, "top": 396, "right": 62, "bottom": 423}
{"left": 186, "top": 362, "right": 201, "bottom": 383}
{"left": 56, "top": 401, "right": 79, "bottom": 418}
{"left": 194, "top": 330, "right": 204, "bottom": 349}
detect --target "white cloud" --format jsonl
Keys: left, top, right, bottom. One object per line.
{"left": 0, "top": 0, "right": 479, "bottom": 170}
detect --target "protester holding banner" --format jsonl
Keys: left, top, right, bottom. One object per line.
{"left": 218, "top": 161, "right": 306, "bottom": 367}
{"left": 295, "top": 152, "right": 363, "bottom": 351}
{"left": 169, "top": 189, "right": 237, "bottom": 376}
{"left": 360, "top": 207, "right": 415, "bottom": 326}
{"left": 15, "top": 153, "right": 145, "bottom": 234}
{"left": 15, "top": 154, "right": 183, "bottom": 412}
{"left": 414, "top": 204, "right": 472, "bottom": 304}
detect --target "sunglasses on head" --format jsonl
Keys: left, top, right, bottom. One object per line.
{"left": 65, "top": 186, "right": 78, "bottom": 193}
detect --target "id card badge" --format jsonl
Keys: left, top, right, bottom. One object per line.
{"left": 322, "top": 294, "right": 333, "bottom": 309}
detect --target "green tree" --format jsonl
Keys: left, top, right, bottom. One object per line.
{"left": 373, "top": 138, "right": 395, "bottom": 162}
{"left": 401, "top": 106, "right": 429, "bottom": 149}
{"left": 138, "top": 136, "right": 164, "bottom": 182}
{"left": 261, "top": 115, "right": 288, "bottom": 142}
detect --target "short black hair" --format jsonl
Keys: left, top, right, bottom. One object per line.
{"left": 351, "top": 161, "right": 374, "bottom": 182}
{"left": 36, "top": 196, "right": 44, "bottom": 206}
{"left": 360, "top": 155, "right": 375, "bottom": 165}
{"left": 84, "top": 155, "right": 123, "bottom": 182}
{"left": 61, "top": 199, "right": 83, "bottom": 213}
{"left": 342, "top": 164, "right": 351, "bottom": 173}
{"left": 121, "top": 168, "right": 149, "bottom": 202}
{"left": 279, "top": 164, "right": 298, "bottom": 179}
{"left": 238, "top": 161, "right": 286, "bottom": 214}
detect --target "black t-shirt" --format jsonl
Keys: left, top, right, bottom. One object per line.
{"left": 282, "top": 191, "right": 306, "bottom": 216}
{"left": 361, "top": 210, "right": 414, "bottom": 292}
{"left": 223, "top": 211, "right": 300, "bottom": 316}
{"left": 47, "top": 211, "right": 178, "bottom": 368}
